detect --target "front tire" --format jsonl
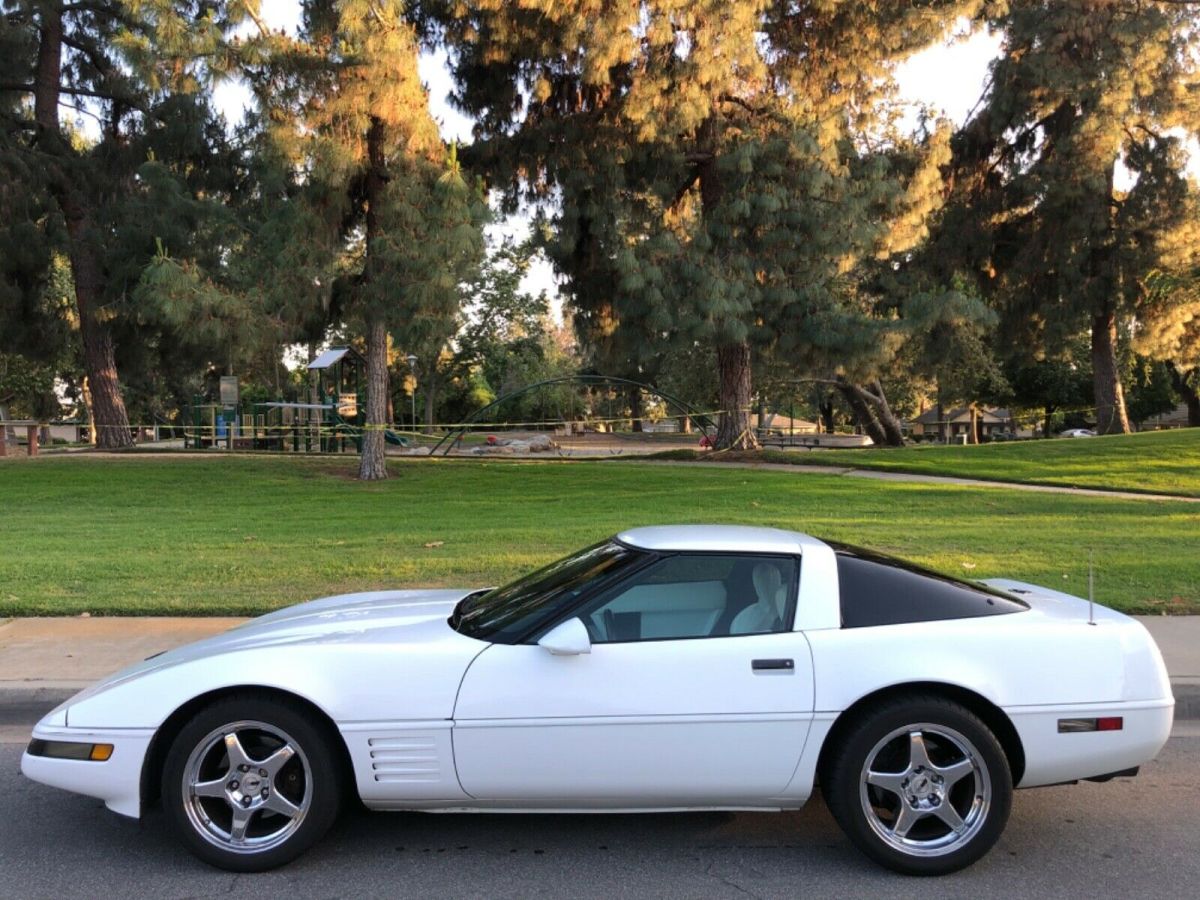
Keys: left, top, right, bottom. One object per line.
{"left": 822, "top": 695, "right": 1013, "bottom": 875}
{"left": 161, "top": 695, "right": 345, "bottom": 871}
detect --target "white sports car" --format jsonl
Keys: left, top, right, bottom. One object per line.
{"left": 22, "top": 525, "right": 1174, "bottom": 875}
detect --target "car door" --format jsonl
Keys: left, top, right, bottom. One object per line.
{"left": 452, "top": 553, "right": 815, "bottom": 805}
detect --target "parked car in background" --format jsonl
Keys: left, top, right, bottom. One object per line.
{"left": 1059, "top": 428, "right": 1097, "bottom": 438}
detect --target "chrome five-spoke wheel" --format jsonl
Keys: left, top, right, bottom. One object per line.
{"left": 822, "top": 695, "right": 1013, "bottom": 875}
{"left": 859, "top": 723, "right": 991, "bottom": 857}
{"left": 183, "top": 720, "right": 312, "bottom": 854}
{"left": 163, "top": 695, "right": 344, "bottom": 871}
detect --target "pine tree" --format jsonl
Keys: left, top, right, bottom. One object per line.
{"left": 1137, "top": 269, "right": 1200, "bottom": 426}
{"left": 948, "top": 0, "right": 1200, "bottom": 434}
{"left": 0, "top": 1, "right": 246, "bottom": 447}
{"left": 427, "top": 0, "right": 990, "bottom": 448}
{"left": 247, "top": 0, "right": 484, "bottom": 480}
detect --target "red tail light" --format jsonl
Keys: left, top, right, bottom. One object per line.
{"left": 1058, "top": 717, "right": 1124, "bottom": 733}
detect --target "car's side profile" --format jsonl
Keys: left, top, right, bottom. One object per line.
{"left": 22, "top": 525, "right": 1174, "bottom": 875}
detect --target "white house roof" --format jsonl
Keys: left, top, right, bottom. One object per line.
{"left": 913, "top": 406, "right": 1013, "bottom": 425}
{"left": 617, "top": 524, "right": 825, "bottom": 555}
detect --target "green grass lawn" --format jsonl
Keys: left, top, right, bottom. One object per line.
{"left": 1, "top": 453, "right": 1196, "bottom": 616}
{"left": 681, "top": 429, "right": 1200, "bottom": 497}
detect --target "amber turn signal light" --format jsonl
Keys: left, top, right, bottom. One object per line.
{"left": 26, "top": 739, "right": 115, "bottom": 761}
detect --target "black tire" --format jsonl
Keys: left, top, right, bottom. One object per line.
{"left": 161, "top": 694, "right": 345, "bottom": 872}
{"left": 821, "top": 695, "right": 1012, "bottom": 876}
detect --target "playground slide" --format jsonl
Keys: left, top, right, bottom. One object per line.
{"left": 328, "top": 411, "right": 410, "bottom": 448}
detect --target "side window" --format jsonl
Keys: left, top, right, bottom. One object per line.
{"left": 833, "top": 547, "right": 1028, "bottom": 628}
{"left": 582, "top": 554, "right": 798, "bottom": 643}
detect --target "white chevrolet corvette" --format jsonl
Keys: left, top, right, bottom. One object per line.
{"left": 22, "top": 525, "right": 1174, "bottom": 875}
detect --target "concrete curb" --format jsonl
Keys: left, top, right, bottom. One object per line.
{"left": 1178, "top": 685, "right": 1200, "bottom": 720}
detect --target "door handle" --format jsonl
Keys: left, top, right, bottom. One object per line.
{"left": 751, "top": 658, "right": 794, "bottom": 672}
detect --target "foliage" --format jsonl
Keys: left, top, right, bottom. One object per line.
{"left": 4, "top": 2, "right": 1200, "bottom": 444}
{"left": 237, "top": 0, "right": 486, "bottom": 474}
{"left": 1125, "top": 358, "right": 1180, "bottom": 428}
{"left": 0, "top": 352, "right": 56, "bottom": 418}
{"left": 945, "top": 0, "right": 1200, "bottom": 434}
{"left": 0, "top": 0, "right": 256, "bottom": 445}
{"left": 1004, "top": 342, "right": 1093, "bottom": 434}
{"left": 428, "top": 0, "right": 995, "bottom": 447}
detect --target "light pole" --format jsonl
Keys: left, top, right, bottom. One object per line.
{"left": 406, "top": 354, "right": 418, "bottom": 430}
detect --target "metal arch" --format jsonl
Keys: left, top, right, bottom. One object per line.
{"left": 430, "top": 375, "right": 717, "bottom": 456}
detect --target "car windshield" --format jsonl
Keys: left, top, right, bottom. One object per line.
{"left": 453, "top": 541, "right": 643, "bottom": 643}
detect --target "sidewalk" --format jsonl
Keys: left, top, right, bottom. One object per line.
{"left": 1, "top": 614, "right": 1196, "bottom": 720}
{"left": 632, "top": 459, "right": 1200, "bottom": 503}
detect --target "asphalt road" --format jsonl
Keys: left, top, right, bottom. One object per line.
{"left": 2, "top": 732, "right": 1198, "bottom": 900}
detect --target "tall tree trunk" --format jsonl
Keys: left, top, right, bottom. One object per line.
{"left": 358, "top": 317, "right": 389, "bottom": 480}
{"left": 698, "top": 117, "right": 756, "bottom": 451}
{"left": 969, "top": 403, "right": 980, "bottom": 445}
{"left": 1044, "top": 405, "right": 1054, "bottom": 440}
{"left": 818, "top": 396, "right": 835, "bottom": 434}
{"left": 865, "top": 380, "right": 905, "bottom": 446}
{"left": 1186, "top": 389, "right": 1200, "bottom": 428}
{"left": 836, "top": 382, "right": 887, "bottom": 446}
{"left": 628, "top": 387, "right": 643, "bottom": 432}
{"left": 62, "top": 198, "right": 133, "bottom": 449}
{"left": 1091, "top": 310, "right": 1131, "bottom": 435}
{"left": 714, "top": 341, "right": 758, "bottom": 449}
{"left": 935, "top": 384, "right": 946, "bottom": 444}
{"left": 358, "top": 117, "right": 389, "bottom": 479}
{"left": 423, "top": 370, "right": 437, "bottom": 435}
{"left": 36, "top": 9, "right": 131, "bottom": 449}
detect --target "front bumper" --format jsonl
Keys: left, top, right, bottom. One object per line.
{"left": 20, "top": 722, "right": 154, "bottom": 818}
{"left": 1008, "top": 697, "right": 1175, "bottom": 788}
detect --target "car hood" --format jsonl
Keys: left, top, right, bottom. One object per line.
{"left": 63, "top": 587, "right": 482, "bottom": 708}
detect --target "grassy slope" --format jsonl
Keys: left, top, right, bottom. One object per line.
{"left": 747, "top": 429, "right": 1200, "bottom": 497}
{"left": 1, "top": 454, "right": 1196, "bottom": 615}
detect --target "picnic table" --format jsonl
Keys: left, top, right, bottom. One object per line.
{"left": 0, "top": 420, "right": 43, "bottom": 457}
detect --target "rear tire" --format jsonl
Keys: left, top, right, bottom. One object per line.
{"left": 822, "top": 695, "right": 1012, "bottom": 875}
{"left": 161, "top": 695, "right": 344, "bottom": 871}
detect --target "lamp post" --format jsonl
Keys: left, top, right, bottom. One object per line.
{"left": 406, "top": 354, "right": 418, "bottom": 430}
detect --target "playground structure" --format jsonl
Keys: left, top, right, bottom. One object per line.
{"left": 183, "top": 360, "right": 717, "bottom": 457}
{"left": 185, "top": 347, "right": 409, "bottom": 453}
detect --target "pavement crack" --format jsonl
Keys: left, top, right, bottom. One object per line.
{"left": 704, "top": 861, "right": 763, "bottom": 899}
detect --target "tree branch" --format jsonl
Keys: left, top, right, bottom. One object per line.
{"left": 668, "top": 172, "right": 700, "bottom": 212}
{"left": 59, "top": 84, "right": 142, "bottom": 105}
{"left": 61, "top": 32, "right": 117, "bottom": 80}
{"left": 1, "top": 82, "right": 142, "bottom": 109}
{"left": 717, "top": 93, "right": 764, "bottom": 116}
